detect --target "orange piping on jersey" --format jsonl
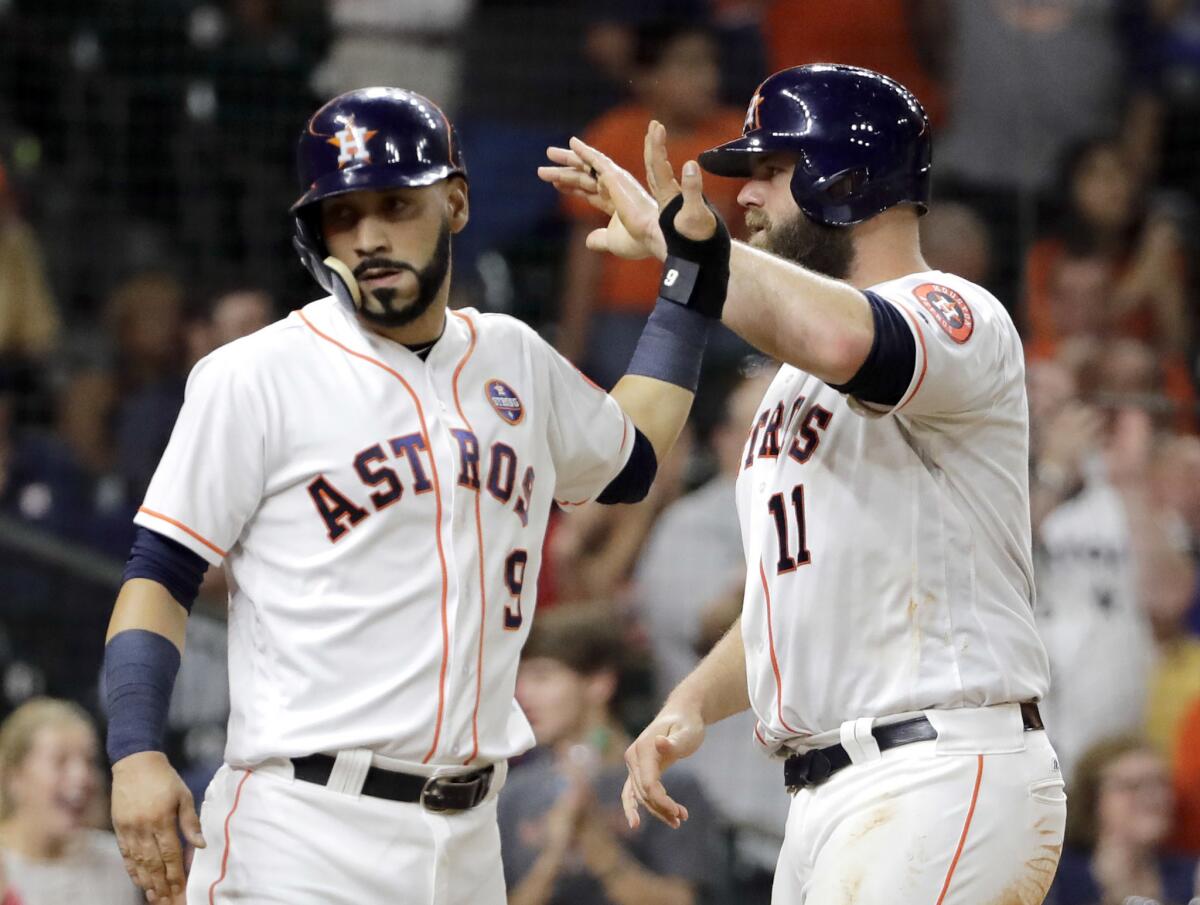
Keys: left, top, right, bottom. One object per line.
{"left": 934, "top": 755, "right": 984, "bottom": 905}
{"left": 895, "top": 306, "right": 929, "bottom": 411}
{"left": 138, "top": 508, "right": 229, "bottom": 558}
{"left": 208, "top": 769, "right": 253, "bottom": 904}
{"left": 753, "top": 723, "right": 767, "bottom": 747}
{"left": 296, "top": 309, "right": 452, "bottom": 764}
{"left": 758, "top": 559, "right": 799, "bottom": 734}
{"left": 450, "top": 311, "right": 487, "bottom": 765}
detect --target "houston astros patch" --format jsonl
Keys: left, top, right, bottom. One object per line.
{"left": 485, "top": 379, "right": 524, "bottom": 425}
{"left": 912, "top": 283, "right": 974, "bottom": 344}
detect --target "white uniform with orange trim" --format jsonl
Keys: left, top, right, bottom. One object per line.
{"left": 735, "top": 271, "right": 1066, "bottom": 904}
{"left": 134, "top": 295, "right": 633, "bottom": 904}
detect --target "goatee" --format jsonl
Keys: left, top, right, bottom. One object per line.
{"left": 357, "top": 220, "right": 452, "bottom": 327}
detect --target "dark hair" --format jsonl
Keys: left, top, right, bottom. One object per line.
{"left": 1064, "top": 735, "right": 1155, "bottom": 850}
{"left": 521, "top": 604, "right": 626, "bottom": 676}
{"left": 633, "top": 20, "right": 715, "bottom": 70}
{"left": 1053, "top": 134, "right": 1142, "bottom": 254}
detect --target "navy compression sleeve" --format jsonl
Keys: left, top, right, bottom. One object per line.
{"left": 597, "top": 428, "right": 658, "bottom": 504}
{"left": 827, "top": 291, "right": 917, "bottom": 407}
{"left": 122, "top": 526, "right": 209, "bottom": 612}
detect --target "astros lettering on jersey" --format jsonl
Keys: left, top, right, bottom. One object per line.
{"left": 738, "top": 271, "right": 1051, "bottom": 750}
{"left": 135, "top": 296, "right": 633, "bottom": 770}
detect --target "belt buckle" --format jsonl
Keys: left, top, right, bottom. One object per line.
{"left": 784, "top": 749, "right": 833, "bottom": 795}
{"left": 420, "top": 770, "right": 490, "bottom": 812}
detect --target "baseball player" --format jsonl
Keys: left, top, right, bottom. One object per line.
{"left": 101, "top": 87, "right": 731, "bottom": 905}
{"left": 540, "top": 64, "right": 1067, "bottom": 903}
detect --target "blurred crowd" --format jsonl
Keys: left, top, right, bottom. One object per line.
{"left": 1, "top": 0, "right": 1199, "bottom": 903}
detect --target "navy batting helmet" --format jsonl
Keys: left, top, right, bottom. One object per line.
{"left": 699, "top": 64, "right": 931, "bottom": 227}
{"left": 290, "top": 87, "right": 467, "bottom": 308}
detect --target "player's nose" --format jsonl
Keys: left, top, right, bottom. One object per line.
{"left": 737, "top": 181, "right": 765, "bottom": 210}
{"left": 352, "top": 214, "right": 391, "bottom": 257}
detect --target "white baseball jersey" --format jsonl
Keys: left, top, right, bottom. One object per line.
{"left": 737, "top": 270, "right": 1051, "bottom": 749}
{"left": 135, "top": 296, "right": 633, "bottom": 769}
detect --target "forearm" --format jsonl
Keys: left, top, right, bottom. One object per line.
{"left": 667, "top": 617, "right": 750, "bottom": 725}
{"left": 610, "top": 375, "right": 694, "bottom": 463}
{"left": 556, "top": 225, "right": 601, "bottom": 363}
{"left": 599, "top": 864, "right": 694, "bottom": 905}
{"left": 106, "top": 578, "right": 189, "bottom": 650}
{"left": 585, "top": 829, "right": 694, "bottom": 905}
{"left": 105, "top": 579, "right": 189, "bottom": 766}
{"left": 721, "top": 242, "right": 874, "bottom": 384}
{"left": 508, "top": 844, "right": 569, "bottom": 905}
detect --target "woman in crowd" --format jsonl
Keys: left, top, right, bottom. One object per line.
{"left": 0, "top": 698, "right": 140, "bottom": 904}
{"left": 1050, "top": 736, "right": 1199, "bottom": 905}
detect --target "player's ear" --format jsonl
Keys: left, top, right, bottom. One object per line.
{"left": 445, "top": 177, "right": 469, "bottom": 234}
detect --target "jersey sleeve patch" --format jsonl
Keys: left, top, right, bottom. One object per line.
{"left": 912, "top": 283, "right": 974, "bottom": 344}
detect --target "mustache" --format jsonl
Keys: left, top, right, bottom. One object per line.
{"left": 352, "top": 257, "right": 416, "bottom": 279}
{"left": 745, "top": 211, "right": 771, "bottom": 232}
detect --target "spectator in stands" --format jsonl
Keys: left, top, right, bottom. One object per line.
{"left": 105, "top": 271, "right": 187, "bottom": 500}
{"left": 1138, "top": 453, "right": 1200, "bottom": 766}
{"left": 501, "top": 605, "right": 722, "bottom": 905}
{"left": 758, "top": 0, "right": 946, "bottom": 123}
{"left": 186, "top": 286, "right": 276, "bottom": 368}
{"left": 917, "top": 201, "right": 993, "bottom": 289}
{"left": 1170, "top": 698, "right": 1200, "bottom": 854}
{"left": 935, "top": 1, "right": 1128, "bottom": 305}
{"left": 1125, "top": 0, "right": 1200, "bottom": 204}
{"left": 632, "top": 365, "right": 785, "bottom": 899}
{"left": 316, "top": 0, "right": 467, "bottom": 111}
{"left": 1030, "top": 363, "right": 1155, "bottom": 779}
{"left": 0, "top": 699, "right": 139, "bottom": 905}
{"left": 0, "top": 161, "right": 60, "bottom": 424}
{"left": 557, "top": 21, "right": 745, "bottom": 387}
{"left": 1050, "top": 736, "right": 1199, "bottom": 905}
{"left": 1025, "top": 137, "right": 1192, "bottom": 366}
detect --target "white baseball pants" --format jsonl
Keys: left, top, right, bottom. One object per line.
{"left": 187, "top": 758, "right": 507, "bottom": 905}
{"left": 771, "top": 704, "right": 1066, "bottom": 904}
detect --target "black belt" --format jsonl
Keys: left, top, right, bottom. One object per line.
{"left": 291, "top": 754, "right": 494, "bottom": 812}
{"left": 783, "top": 702, "right": 1044, "bottom": 794}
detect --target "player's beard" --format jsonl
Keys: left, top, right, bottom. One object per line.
{"left": 354, "top": 219, "right": 452, "bottom": 327}
{"left": 747, "top": 209, "right": 854, "bottom": 280}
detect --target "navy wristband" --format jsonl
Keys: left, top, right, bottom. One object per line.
{"left": 626, "top": 297, "right": 711, "bottom": 392}
{"left": 104, "top": 629, "right": 181, "bottom": 764}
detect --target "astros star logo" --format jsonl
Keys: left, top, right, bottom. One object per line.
{"left": 746, "top": 93, "right": 765, "bottom": 131}
{"left": 328, "top": 116, "right": 378, "bottom": 168}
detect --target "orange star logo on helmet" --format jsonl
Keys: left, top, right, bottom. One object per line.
{"left": 327, "top": 116, "right": 378, "bottom": 168}
{"left": 746, "top": 93, "right": 765, "bottom": 132}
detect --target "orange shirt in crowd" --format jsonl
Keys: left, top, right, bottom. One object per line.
{"left": 1170, "top": 696, "right": 1200, "bottom": 853}
{"left": 1024, "top": 238, "right": 1196, "bottom": 433}
{"left": 563, "top": 104, "right": 747, "bottom": 315}
{"left": 763, "top": 0, "right": 945, "bottom": 124}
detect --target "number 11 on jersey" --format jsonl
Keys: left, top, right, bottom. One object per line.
{"left": 768, "top": 484, "right": 810, "bottom": 575}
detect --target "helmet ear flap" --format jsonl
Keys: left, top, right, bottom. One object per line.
{"left": 292, "top": 218, "right": 362, "bottom": 312}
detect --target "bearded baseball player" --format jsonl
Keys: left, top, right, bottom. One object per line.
{"left": 102, "top": 87, "right": 730, "bottom": 905}
{"left": 540, "top": 64, "right": 1067, "bottom": 904}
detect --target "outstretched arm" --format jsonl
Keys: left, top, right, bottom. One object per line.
{"left": 621, "top": 618, "right": 750, "bottom": 829}
{"left": 540, "top": 123, "right": 874, "bottom": 385}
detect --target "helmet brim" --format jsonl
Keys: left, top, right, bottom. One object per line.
{"left": 290, "top": 163, "right": 466, "bottom": 214}
{"left": 698, "top": 133, "right": 773, "bottom": 178}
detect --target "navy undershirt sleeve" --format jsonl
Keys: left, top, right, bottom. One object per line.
{"left": 596, "top": 428, "right": 658, "bottom": 505}
{"left": 827, "top": 291, "right": 917, "bottom": 407}
{"left": 122, "top": 526, "right": 209, "bottom": 612}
